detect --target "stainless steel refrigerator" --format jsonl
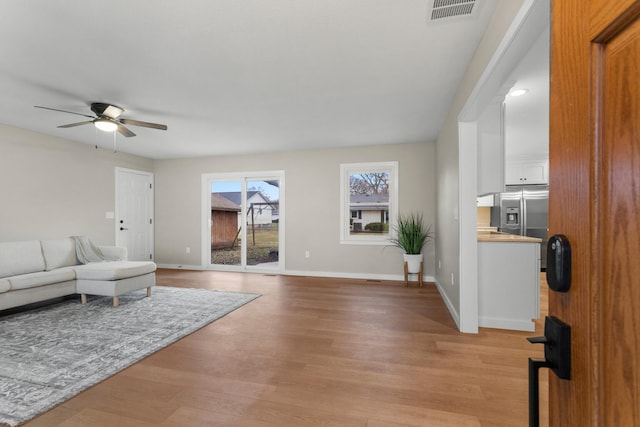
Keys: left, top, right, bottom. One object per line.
{"left": 490, "top": 185, "right": 549, "bottom": 269}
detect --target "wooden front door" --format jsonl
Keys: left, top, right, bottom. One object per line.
{"left": 549, "top": 0, "right": 640, "bottom": 425}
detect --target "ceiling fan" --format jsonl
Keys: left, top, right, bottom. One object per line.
{"left": 34, "top": 102, "right": 167, "bottom": 137}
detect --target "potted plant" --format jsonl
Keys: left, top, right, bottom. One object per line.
{"left": 388, "top": 212, "right": 433, "bottom": 276}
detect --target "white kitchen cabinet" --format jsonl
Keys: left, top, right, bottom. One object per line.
{"left": 505, "top": 159, "right": 548, "bottom": 185}
{"left": 476, "top": 194, "right": 495, "bottom": 207}
{"left": 478, "top": 240, "right": 540, "bottom": 331}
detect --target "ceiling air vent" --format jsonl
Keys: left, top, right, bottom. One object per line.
{"left": 428, "top": 0, "right": 477, "bottom": 22}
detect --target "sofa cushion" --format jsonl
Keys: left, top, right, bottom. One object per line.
{"left": 73, "top": 261, "right": 156, "bottom": 281}
{"left": 41, "top": 238, "right": 79, "bottom": 271}
{"left": 8, "top": 268, "right": 76, "bottom": 291}
{"left": 0, "top": 279, "right": 10, "bottom": 293}
{"left": 0, "top": 240, "right": 46, "bottom": 278}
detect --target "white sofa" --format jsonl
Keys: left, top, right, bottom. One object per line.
{"left": 0, "top": 238, "right": 156, "bottom": 310}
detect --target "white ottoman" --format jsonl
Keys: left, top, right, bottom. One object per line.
{"left": 74, "top": 261, "right": 156, "bottom": 307}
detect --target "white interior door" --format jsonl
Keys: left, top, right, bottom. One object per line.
{"left": 116, "top": 168, "right": 154, "bottom": 261}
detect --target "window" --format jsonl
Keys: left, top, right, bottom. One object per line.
{"left": 340, "top": 161, "right": 398, "bottom": 244}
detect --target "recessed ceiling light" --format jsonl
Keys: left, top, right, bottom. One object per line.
{"left": 509, "top": 89, "right": 529, "bottom": 97}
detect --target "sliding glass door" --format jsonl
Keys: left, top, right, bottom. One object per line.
{"left": 204, "top": 172, "right": 283, "bottom": 272}
{"left": 210, "top": 180, "right": 242, "bottom": 267}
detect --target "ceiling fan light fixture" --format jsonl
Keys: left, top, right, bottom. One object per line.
{"left": 94, "top": 118, "right": 118, "bottom": 132}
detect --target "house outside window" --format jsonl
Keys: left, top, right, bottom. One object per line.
{"left": 340, "top": 161, "right": 398, "bottom": 245}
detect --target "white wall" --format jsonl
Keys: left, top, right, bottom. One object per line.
{"left": 0, "top": 124, "right": 153, "bottom": 244}
{"left": 435, "top": 0, "right": 526, "bottom": 330}
{"left": 0, "top": 123, "right": 434, "bottom": 281}
{"left": 154, "top": 142, "right": 435, "bottom": 279}
{"left": 503, "top": 26, "right": 550, "bottom": 161}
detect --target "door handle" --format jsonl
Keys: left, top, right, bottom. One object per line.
{"left": 527, "top": 316, "right": 571, "bottom": 427}
{"left": 528, "top": 358, "right": 551, "bottom": 427}
{"left": 120, "top": 227, "right": 128, "bottom": 231}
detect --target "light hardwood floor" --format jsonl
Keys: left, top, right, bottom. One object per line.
{"left": 25, "top": 269, "right": 548, "bottom": 426}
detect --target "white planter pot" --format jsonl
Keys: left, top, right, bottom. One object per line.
{"left": 403, "top": 253, "right": 423, "bottom": 274}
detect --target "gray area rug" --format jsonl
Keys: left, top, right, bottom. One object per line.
{"left": 0, "top": 286, "right": 260, "bottom": 426}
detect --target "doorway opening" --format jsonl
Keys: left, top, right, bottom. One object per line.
{"left": 455, "top": 0, "right": 550, "bottom": 333}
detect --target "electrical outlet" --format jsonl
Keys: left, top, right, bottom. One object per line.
{"left": 438, "top": 259, "right": 441, "bottom": 270}
{"left": 450, "top": 273, "right": 455, "bottom": 286}
{"left": 305, "top": 250, "right": 310, "bottom": 258}
{"left": 186, "top": 247, "right": 190, "bottom": 254}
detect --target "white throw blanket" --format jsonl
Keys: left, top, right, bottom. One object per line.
{"left": 72, "top": 236, "right": 115, "bottom": 264}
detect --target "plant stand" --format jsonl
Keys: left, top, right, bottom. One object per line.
{"left": 403, "top": 260, "right": 423, "bottom": 287}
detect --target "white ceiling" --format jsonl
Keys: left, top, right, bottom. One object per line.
{"left": 0, "top": 0, "right": 497, "bottom": 159}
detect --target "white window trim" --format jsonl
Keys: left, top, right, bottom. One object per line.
{"left": 339, "top": 161, "right": 398, "bottom": 245}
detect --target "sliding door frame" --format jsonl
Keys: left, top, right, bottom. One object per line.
{"left": 201, "top": 170, "right": 285, "bottom": 273}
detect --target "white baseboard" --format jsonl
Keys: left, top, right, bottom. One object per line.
{"left": 284, "top": 269, "right": 435, "bottom": 283}
{"left": 434, "top": 278, "right": 461, "bottom": 331}
{"left": 478, "top": 316, "right": 535, "bottom": 332}
{"left": 156, "top": 264, "right": 435, "bottom": 284}
{"left": 156, "top": 263, "right": 206, "bottom": 270}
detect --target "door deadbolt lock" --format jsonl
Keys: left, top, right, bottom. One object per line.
{"left": 547, "top": 234, "right": 571, "bottom": 292}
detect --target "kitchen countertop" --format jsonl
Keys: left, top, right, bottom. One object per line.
{"left": 477, "top": 230, "right": 542, "bottom": 243}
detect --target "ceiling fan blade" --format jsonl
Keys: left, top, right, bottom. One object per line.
{"left": 35, "top": 106, "right": 95, "bottom": 119}
{"left": 116, "top": 124, "right": 136, "bottom": 138}
{"left": 119, "top": 118, "right": 167, "bottom": 130}
{"left": 57, "top": 121, "right": 94, "bottom": 128}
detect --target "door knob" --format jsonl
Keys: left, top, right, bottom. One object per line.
{"left": 120, "top": 227, "right": 128, "bottom": 231}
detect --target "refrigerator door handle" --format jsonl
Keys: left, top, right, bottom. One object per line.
{"left": 521, "top": 193, "right": 527, "bottom": 235}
